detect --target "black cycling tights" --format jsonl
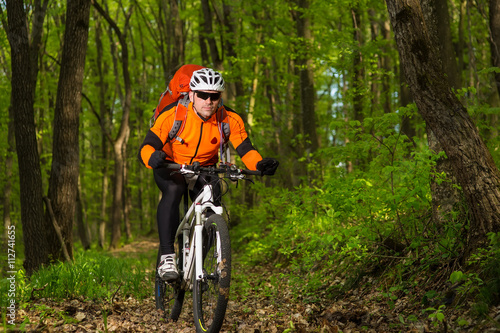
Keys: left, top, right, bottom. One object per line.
{"left": 153, "top": 167, "right": 221, "bottom": 255}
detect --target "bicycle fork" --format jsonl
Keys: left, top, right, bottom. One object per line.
{"left": 181, "top": 205, "right": 206, "bottom": 290}
{"left": 180, "top": 185, "right": 223, "bottom": 289}
{"left": 194, "top": 206, "right": 204, "bottom": 281}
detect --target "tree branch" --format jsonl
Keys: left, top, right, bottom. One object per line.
{"left": 43, "top": 197, "right": 73, "bottom": 263}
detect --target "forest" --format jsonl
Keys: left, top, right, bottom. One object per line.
{"left": 1, "top": 0, "right": 500, "bottom": 331}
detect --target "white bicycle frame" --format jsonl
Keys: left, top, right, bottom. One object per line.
{"left": 174, "top": 182, "right": 223, "bottom": 290}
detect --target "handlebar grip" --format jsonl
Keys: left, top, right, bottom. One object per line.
{"left": 241, "top": 169, "right": 263, "bottom": 176}
{"left": 163, "top": 163, "right": 182, "bottom": 170}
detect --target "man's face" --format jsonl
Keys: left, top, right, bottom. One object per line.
{"left": 190, "top": 90, "right": 222, "bottom": 119}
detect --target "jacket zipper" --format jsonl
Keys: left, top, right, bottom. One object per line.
{"left": 189, "top": 122, "right": 204, "bottom": 164}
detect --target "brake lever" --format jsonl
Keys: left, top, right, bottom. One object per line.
{"left": 232, "top": 177, "right": 254, "bottom": 189}
{"left": 244, "top": 178, "right": 255, "bottom": 185}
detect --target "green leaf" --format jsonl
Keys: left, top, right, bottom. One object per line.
{"left": 477, "top": 66, "right": 500, "bottom": 74}
{"left": 449, "top": 271, "right": 464, "bottom": 284}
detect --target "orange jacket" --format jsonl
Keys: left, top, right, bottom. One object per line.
{"left": 139, "top": 102, "right": 263, "bottom": 170}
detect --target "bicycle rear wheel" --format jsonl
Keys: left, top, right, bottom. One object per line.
{"left": 193, "top": 214, "right": 231, "bottom": 333}
{"left": 154, "top": 244, "right": 185, "bottom": 321}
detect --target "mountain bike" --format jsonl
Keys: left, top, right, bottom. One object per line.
{"left": 154, "top": 162, "right": 262, "bottom": 333}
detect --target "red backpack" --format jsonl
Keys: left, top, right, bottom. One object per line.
{"left": 150, "top": 64, "right": 231, "bottom": 161}
{"left": 150, "top": 64, "right": 205, "bottom": 127}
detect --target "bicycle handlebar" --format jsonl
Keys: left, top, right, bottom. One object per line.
{"left": 162, "top": 161, "right": 263, "bottom": 177}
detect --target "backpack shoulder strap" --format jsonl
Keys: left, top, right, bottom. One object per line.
{"left": 168, "top": 99, "right": 189, "bottom": 144}
{"left": 216, "top": 106, "right": 232, "bottom": 164}
{"left": 150, "top": 99, "right": 177, "bottom": 128}
{"left": 217, "top": 106, "right": 231, "bottom": 143}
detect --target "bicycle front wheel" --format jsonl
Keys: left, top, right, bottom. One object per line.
{"left": 193, "top": 214, "right": 231, "bottom": 333}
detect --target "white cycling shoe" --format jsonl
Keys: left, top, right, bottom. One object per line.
{"left": 158, "top": 253, "right": 179, "bottom": 281}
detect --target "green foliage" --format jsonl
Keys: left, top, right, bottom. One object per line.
{"left": 230, "top": 98, "right": 500, "bottom": 331}
{"left": 0, "top": 249, "right": 154, "bottom": 306}
{"left": 232, "top": 111, "right": 436, "bottom": 299}
{"left": 459, "top": 232, "right": 500, "bottom": 315}
{"left": 425, "top": 305, "right": 446, "bottom": 328}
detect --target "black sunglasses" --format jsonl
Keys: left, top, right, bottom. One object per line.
{"left": 195, "top": 91, "right": 221, "bottom": 101}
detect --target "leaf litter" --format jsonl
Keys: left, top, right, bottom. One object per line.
{"left": 9, "top": 240, "right": 500, "bottom": 333}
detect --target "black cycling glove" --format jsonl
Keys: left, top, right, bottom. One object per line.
{"left": 256, "top": 157, "right": 279, "bottom": 175}
{"left": 149, "top": 150, "right": 167, "bottom": 169}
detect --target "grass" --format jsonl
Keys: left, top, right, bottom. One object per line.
{"left": 0, "top": 246, "right": 156, "bottom": 307}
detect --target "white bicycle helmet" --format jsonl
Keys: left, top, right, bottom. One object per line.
{"left": 190, "top": 68, "right": 225, "bottom": 92}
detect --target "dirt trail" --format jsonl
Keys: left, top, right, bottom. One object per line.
{"left": 109, "top": 239, "right": 158, "bottom": 257}
{"left": 13, "top": 239, "right": 499, "bottom": 332}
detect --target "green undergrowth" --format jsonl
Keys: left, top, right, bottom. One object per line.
{"left": 0, "top": 246, "right": 155, "bottom": 308}
{"left": 230, "top": 176, "right": 500, "bottom": 329}
{"left": 229, "top": 111, "right": 500, "bottom": 329}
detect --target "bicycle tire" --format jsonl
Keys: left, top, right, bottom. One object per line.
{"left": 154, "top": 245, "right": 185, "bottom": 321}
{"left": 193, "top": 214, "right": 231, "bottom": 333}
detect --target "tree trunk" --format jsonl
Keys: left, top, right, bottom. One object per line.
{"left": 422, "top": 0, "right": 460, "bottom": 86}
{"left": 46, "top": 0, "right": 91, "bottom": 261}
{"left": 248, "top": 53, "right": 261, "bottom": 127}
{"left": 368, "top": 9, "right": 392, "bottom": 115}
{"left": 76, "top": 176, "right": 91, "bottom": 250}
{"left": 421, "top": 0, "right": 463, "bottom": 226}
{"left": 2, "top": 103, "right": 16, "bottom": 245}
{"left": 6, "top": 0, "right": 48, "bottom": 275}
{"left": 222, "top": 2, "right": 245, "bottom": 103}
{"left": 385, "top": 0, "right": 500, "bottom": 250}
{"left": 264, "top": 62, "right": 292, "bottom": 188}
{"left": 2, "top": 105, "right": 15, "bottom": 268}
{"left": 427, "top": 128, "right": 463, "bottom": 225}
{"left": 155, "top": 0, "right": 184, "bottom": 78}
{"left": 487, "top": 0, "right": 500, "bottom": 141}
{"left": 200, "top": 0, "right": 222, "bottom": 69}
{"left": 0, "top": 13, "right": 12, "bottom": 250}
{"left": 351, "top": 7, "right": 365, "bottom": 124}
{"left": 93, "top": 14, "right": 110, "bottom": 249}
{"left": 93, "top": 1, "right": 133, "bottom": 249}
{"left": 293, "top": 0, "right": 319, "bottom": 162}
{"left": 351, "top": 7, "right": 367, "bottom": 170}
{"left": 169, "top": 0, "right": 184, "bottom": 67}
{"left": 135, "top": 26, "right": 147, "bottom": 232}
{"left": 110, "top": 143, "right": 125, "bottom": 248}
{"left": 490, "top": 0, "right": 500, "bottom": 98}
{"left": 465, "top": 1, "right": 479, "bottom": 92}
{"left": 292, "top": 0, "right": 319, "bottom": 182}
{"left": 99, "top": 172, "right": 109, "bottom": 249}
{"left": 29, "top": 0, "right": 49, "bottom": 92}
{"left": 123, "top": 127, "right": 132, "bottom": 241}
{"left": 399, "top": 61, "right": 416, "bottom": 139}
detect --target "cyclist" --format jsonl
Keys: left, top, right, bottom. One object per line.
{"left": 138, "top": 67, "right": 279, "bottom": 281}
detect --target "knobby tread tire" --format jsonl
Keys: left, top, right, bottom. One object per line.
{"left": 193, "top": 214, "right": 231, "bottom": 333}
